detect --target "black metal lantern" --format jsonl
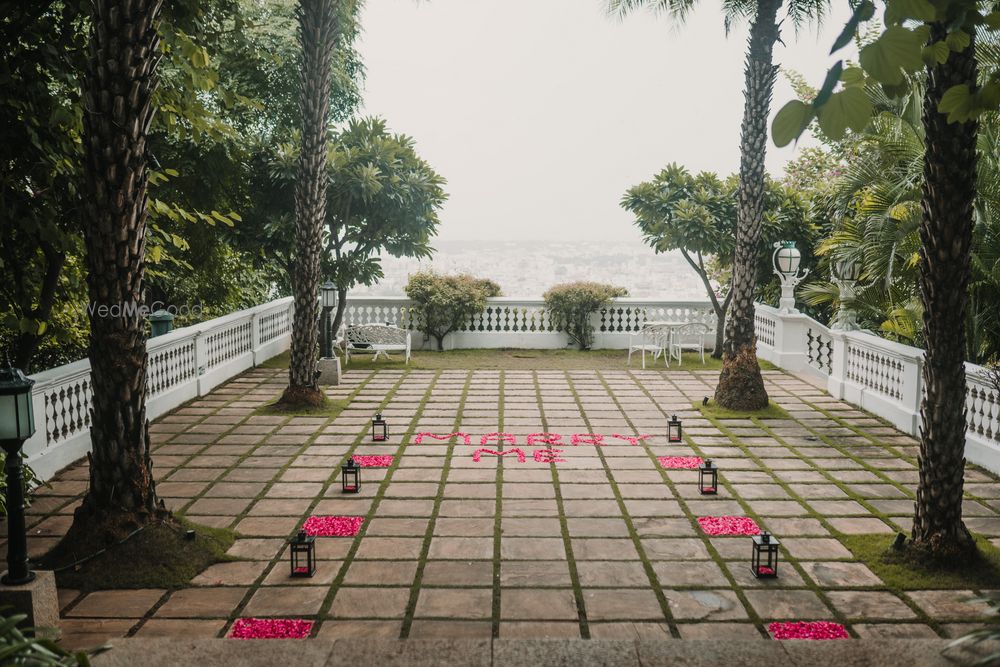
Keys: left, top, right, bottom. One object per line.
{"left": 751, "top": 531, "right": 781, "bottom": 579}
{"left": 289, "top": 530, "right": 316, "bottom": 578}
{"left": 341, "top": 456, "right": 361, "bottom": 494}
{"left": 0, "top": 366, "right": 37, "bottom": 585}
{"left": 698, "top": 458, "right": 718, "bottom": 495}
{"left": 667, "top": 415, "right": 683, "bottom": 443}
{"left": 371, "top": 412, "right": 388, "bottom": 442}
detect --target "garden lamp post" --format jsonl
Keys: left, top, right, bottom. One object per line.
{"left": 772, "top": 241, "right": 809, "bottom": 315}
{"left": 320, "top": 281, "right": 337, "bottom": 358}
{"left": 0, "top": 366, "right": 36, "bottom": 585}
{"left": 831, "top": 257, "right": 862, "bottom": 331}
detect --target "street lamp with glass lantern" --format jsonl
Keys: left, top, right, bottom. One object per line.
{"left": 0, "top": 366, "right": 37, "bottom": 585}
{"left": 772, "top": 241, "right": 809, "bottom": 314}
{"left": 320, "top": 281, "right": 337, "bottom": 359}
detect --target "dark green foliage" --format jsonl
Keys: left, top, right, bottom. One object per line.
{"left": 543, "top": 282, "right": 628, "bottom": 350}
{"left": 0, "top": 608, "right": 96, "bottom": 666}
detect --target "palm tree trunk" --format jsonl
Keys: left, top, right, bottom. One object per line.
{"left": 76, "top": 0, "right": 163, "bottom": 533}
{"left": 281, "top": 0, "right": 341, "bottom": 407}
{"left": 910, "top": 24, "right": 978, "bottom": 561}
{"left": 714, "top": 0, "right": 781, "bottom": 410}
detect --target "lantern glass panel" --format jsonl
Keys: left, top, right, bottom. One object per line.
{"left": 372, "top": 414, "right": 388, "bottom": 441}
{"left": 667, "top": 416, "right": 683, "bottom": 443}
{"left": 320, "top": 282, "right": 337, "bottom": 309}
{"left": 0, "top": 373, "right": 35, "bottom": 441}
{"left": 776, "top": 243, "right": 801, "bottom": 274}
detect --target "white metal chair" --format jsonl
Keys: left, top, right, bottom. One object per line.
{"left": 627, "top": 325, "right": 669, "bottom": 369}
{"left": 669, "top": 322, "right": 710, "bottom": 366}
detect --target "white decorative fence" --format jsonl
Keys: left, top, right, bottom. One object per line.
{"left": 25, "top": 297, "right": 294, "bottom": 480}
{"left": 754, "top": 304, "right": 1000, "bottom": 472}
{"left": 340, "top": 296, "right": 718, "bottom": 350}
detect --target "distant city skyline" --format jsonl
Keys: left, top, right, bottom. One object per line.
{"left": 356, "top": 0, "right": 855, "bottom": 243}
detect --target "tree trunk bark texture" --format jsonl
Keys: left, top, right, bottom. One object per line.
{"left": 714, "top": 0, "right": 781, "bottom": 411}
{"left": 911, "top": 24, "right": 978, "bottom": 560}
{"left": 283, "top": 0, "right": 341, "bottom": 407}
{"left": 77, "top": 0, "right": 163, "bottom": 526}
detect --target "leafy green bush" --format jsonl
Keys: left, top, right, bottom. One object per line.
{"left": 543, "top": 282, "right": 628, "bottom": 350}
{"left": 0, "top": 607, "right": 95, "bottom": 665}
{"left": 405, "top": 272, "right": 501, "bottom": 351}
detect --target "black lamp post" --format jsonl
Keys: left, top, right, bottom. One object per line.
{"left": 320, "top": 281, "right": 337, "bottom": 358}
{"left": 0, "top": 366, "right": 37, "bottom": 585}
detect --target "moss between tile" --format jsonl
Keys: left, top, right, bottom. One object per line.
{"left": 696, "top": 400, "right": 791, "bottom": 421}
{"left": 842, "top": 533, "right": 1000, "bottom": 591}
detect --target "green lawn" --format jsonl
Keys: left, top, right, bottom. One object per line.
{"left": 260, "top": 348, "right": 776, "bottom": 372}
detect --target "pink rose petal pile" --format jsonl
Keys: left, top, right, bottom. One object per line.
{"left": 302, "top": 515, "right": 364, "bottom": 537}
{"left": 352, "top": 455, "right": 394, "bottom": 467}
{"left": 697, "top": 516, "right": 761, "bottom": 536}
{"left": 228, "top": 618, "right": 313, "bottom": 639}
{"left": 657, "top": 456, "right": 703, "bottom": 469}
{"left": 769, "top": 621, "right": 849, "bottom": 640}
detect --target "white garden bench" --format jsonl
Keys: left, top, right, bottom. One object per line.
{"left": 344, "top": 324, "right": 411, "bottom": 364}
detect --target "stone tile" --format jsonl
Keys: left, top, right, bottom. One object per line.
{"left": 409, "top": 620, "right": 493, "bottom": 638}
{"left": 908, "top": 590, "right": 994, "bottom": 619}
{"left": 676, "top": 622, "right": 763, "bottom": 639}
{"left": 852, "top": 623, "right": 940, "bottom": 638}
{"left": 826, "top": 591, "right": 916, "bottom": 619}
{"left": 799, "top": 561, "right": 883, "bottom": 587}
{"left": 428, "top": 536, "right": 494, "bottom": 560}
{"left": 651, "top": 560, "right": 729, "bottom": 587}
{"left": 501, "top": 588, "right": 578, "bottom": 620}
{"left": 662, "top": 589, "right": 748, "bottom": 621}
{"left": 67, "top": 589, "right": 166, "bottom": 618}
{"left": 58, "top": 619, "right": 135, "bottom": 649}
{"left": 571, "top": 538, "right": 640, "bottom": 560}
{"left": 355, "top": 537, "right": 425, "bottom": 560}
{"left": 422, "top": 560, "right": 494, "bottom": 586}
{"left": 243, "top": 585, "right": 328, "bottom": 616}
{"left": 155, "top": 588, "right": 248, "bottom": 618}
{"left": 500, "top": 537, "right": 566, "bottom": 560}
{"left": 500, "top": 560, "right": 572, "bottom": 587}
{"left": 583, "top": 589, "right": 665, "bottom": 620}
{"left": 588, "top": 622, "right": 671, "bottom": 640}
{"left": 826, "top": 517, "right": 895, "bottom": 534}
{"left": 415, "top": 588, "right": 493, "bottom": 619}
{"left": 576, "top": 561, "right": 651, "bottom": 587}
{"left": 226, "top": 538, "right": 286, "bottom": 560}
{"left": 342, "top": 560, "right": 419, "bottom": 587}
{"left": 500, "top": 621, "right": 581, "bottom": 638}
{"left": 315, "top": 620, "right": 402, "bottom": 639}
{"left": 781, "top": 538, "right": 853, "bottom": 560}
{"left": 744, "top": 589, "right": 831, "bottom": 620}
{"left": 327, "top": 587, "right": 411, "bottom": 619}
{"left": 135, "top": 619, "right": 226, "bottom": 638}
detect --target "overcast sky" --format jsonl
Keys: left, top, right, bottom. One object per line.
{"left": 356, "top": 0, "right": 854, "bottom": 243}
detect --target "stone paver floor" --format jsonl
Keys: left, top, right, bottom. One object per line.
{"left": 17, "top": 366, "right": 1000, "bottom": 647}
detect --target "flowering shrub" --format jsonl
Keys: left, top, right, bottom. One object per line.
{"left": 542, "top": 282, "right": 628, "bottom": 349}
{"left": 405, "top": 271, "right": 501, "bottom": 350}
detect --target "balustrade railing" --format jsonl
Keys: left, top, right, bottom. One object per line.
{"left": 340, "top": 296, "right": 717, "bottom": 350}
{"left": 24, "top": 297, "right": 294, "bottom": 480}
{"left": 754, "top": 302, "right": 998, "bottom": 472}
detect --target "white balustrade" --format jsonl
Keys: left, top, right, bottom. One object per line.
{"left": 341, "top": 296, "right": 717, "bottom": 350}
{"left": 23, "top": 297, "right": 294, "bottom": 480}
{"left": 754, "top": 300, "right": 999, "bottom": 473}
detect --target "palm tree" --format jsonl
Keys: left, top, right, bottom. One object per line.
{"left": 609, "top": 0, "right": 826, "bottom": 410}
{"left": 280, "top": 0, "right": 345, "bottom": 407}
{"left": 74, "top": 0, "right": 164, "bottom": 536}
